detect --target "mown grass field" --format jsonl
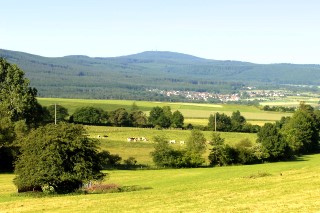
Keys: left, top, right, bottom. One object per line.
{"left": 38, "top": 98, "right": 292, "bottom": 125}
{"left": 1, "top": 154, "right": 320, "bottom": 212}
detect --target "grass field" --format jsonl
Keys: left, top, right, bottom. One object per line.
{"left": 1, "top": 154, "right": 320, "bottom": 212}
{"left": 86, "top": 126, "right": 257, "bottom": 165}
{"left": 38, "top": 98, "right": 291, "bottom": 125}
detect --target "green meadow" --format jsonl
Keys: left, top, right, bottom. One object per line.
{"left": 87, "top": 126, "right": 257, "bottom": 165}
{"left": 1, "top": 154, "right": 320, "bottom": 212}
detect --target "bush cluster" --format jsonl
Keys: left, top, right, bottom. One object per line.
{"left": 207, "top": 111, "right": 260, "bottom": 133}
{"left": 151, "top": 130, "right": 206, "bottom": 168}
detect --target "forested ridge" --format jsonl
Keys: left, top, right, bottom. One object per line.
{"left": 1, "top": 49, "right": 320, "bottom": 100}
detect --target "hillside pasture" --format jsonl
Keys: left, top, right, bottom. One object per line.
{"left": 1, "top": 154, "right": 320, "bottom": 212}
{"left": 86, "top": 126, "right": 257, "bottom": 165}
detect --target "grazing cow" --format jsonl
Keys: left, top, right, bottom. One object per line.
{"left": 169, "top": 140, "right": 176, "bottom": 144}
{"left": 127, "top": 137, "right": 135, "bottom": 142}
{"left": 180, "top": 141, "right": 185, "bottom": 145}
{"left": 141, "top": 137, "right": 148, "bottom": 142}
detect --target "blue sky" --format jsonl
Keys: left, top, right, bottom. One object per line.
{"left": 1, "top": 0, "right": 319, "bottom": 64}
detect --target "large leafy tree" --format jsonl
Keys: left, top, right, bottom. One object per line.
{"left": 0, "top": 58, "right": 44, "bottom": 172}
{"left": 230, "top": 110, "right": 246, "bottom": 132}
{"left": 257, "top": 123, "right": 292, "bottom": 161}
{"left": 14, "top": 123, "right": 105, "bottom": 193}
{"left": 208, "top": 113, "right": 232, "bottom": 132}
{"left": 148, "top": 106, "right": 163, "bottom": 127}
{"left": 109, "top": 108, "right": 130, "bottom": 127}
{"left": 148, "top": 106, "right": 172, "bottom": 128}
{"left": 186, "top": 129, "right": 207, "bottom": 154}
{"left": 0, "top": 58, "right": 44, "bottom": 126}
{"left": 281, "top": 104, "right": 319, "bottom": 154}
{"left": 129, "top": 110, "right": 147, "bottom": 127}
{"left": 171, "top": 110, "right": 184, "bottom": 128}
{"left": 71, "top": 107, "right": 103, "bottom": 125}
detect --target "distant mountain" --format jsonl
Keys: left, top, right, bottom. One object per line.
{"left": 1, "top": 48, "right": 320, "bottom": 100}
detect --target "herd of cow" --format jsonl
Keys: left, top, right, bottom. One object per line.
{"left": 95, "top": 135, "right": 184, "bottom": 144}
{"left": 126, "top": 137, "right": 148, "bottom": 142}
{"left": 126, "top": 137, "right": 185, "bottom": 144}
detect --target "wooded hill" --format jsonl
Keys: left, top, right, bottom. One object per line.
{"left": 1, "top": 49, "right": 320, "bottom": 100}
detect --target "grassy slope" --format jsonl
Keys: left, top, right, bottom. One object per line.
{"left": 1, "top": 154, "right": 320, "bottom": 212}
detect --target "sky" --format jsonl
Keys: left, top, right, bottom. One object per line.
{"left": 1, "top": 0, "right": 320, "bottom": 64}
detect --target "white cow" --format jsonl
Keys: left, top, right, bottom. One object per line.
{"left": 127, "top": 137, "right": 135, "bottom": 142}
{"left": 169, "top": 140, "right": 176, "bottom": 144}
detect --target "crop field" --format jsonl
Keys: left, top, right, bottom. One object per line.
{"left": 1, "top": 154, "right": 320, "bottom": 212}
{"left": 38, "top": 98, "right": 292, "bottom": 125}
{"left": 260, "top": 95, "right": 320, "bottom": 107}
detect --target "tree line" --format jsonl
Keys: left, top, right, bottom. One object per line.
{"left": 49, "top": 104, "right": 185, "bottom": 129}
{"left": 207, "top": 111, "right": 261, "bottom": 133}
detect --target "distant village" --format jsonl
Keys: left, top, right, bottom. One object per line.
{"left": 147, "top": 88, "right": 286, "bottom": 102}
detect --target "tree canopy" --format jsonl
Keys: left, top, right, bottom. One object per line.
{"left": 0, "top": 58, "right": 44, "bottom": 126}
{"left": 14, "top": 123, "right": 105, "bottom": 193}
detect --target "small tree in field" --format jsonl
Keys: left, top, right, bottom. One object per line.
{"left": 184, "top": 129, "right": 206, "bottom": 167}
{"left": 14, "top": 123, "right": 105, "bottom": 193}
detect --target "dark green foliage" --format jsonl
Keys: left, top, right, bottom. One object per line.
{"left": 123, "top": 157, "right": 137, "bottom": 167}
{"left": 0, "top": 59, "right": 44, "bottom": 172}
{"left": 281, "top": 104, "right": 319, "bottom": 154}
{"left": 0, "top": 145, "right": 20, "bottom": 172}
{"left": 148, "top": 107, "right": 164, "bottom": 127}
{"left": 208, "top": 144, "right": 238, "bottom": 166}
{"left": 209, "top": 132, "right": 225, "bottom": 146}
{"left": 72, "top": 107, "right": 104, "bottom": 125}
{"left": 207, "top": 111, "right": 259, "bottom": 133}
{"left": 208, "top": 132, "right": 235, "bottom": 166}
{"left": 98, "top": 150, "right": 122, "bottom": 169}
{"left": 129, "top": 110, "right": 147, "bottom": 127}
{"left": 257, "top": 123, "right": 292, "bottom": 161}
{"left": 148, "top": 106, "right": 184, "bottom": 128}
{"left": 262, "top": 105, "right": 295, "bottom": 112}
{"left": 45, "top": 104, "right": 69, "bottom": 123}
{"left": 109, "top": 108, "right": 130, "bottom": 127}
{"left": 208, "top": 113, "right": 232, "bottom": 131}
{"left": 14, "top": 123, "right": 105, "bottom": 194}
{"left": 231, "top": 110, "right": 246, "bottom": 132}
{"left": 151, "top": 135, "right": 179, "bottom": 167}
{"left": 186, "top": 129, "right": 206, "bottom": 154}
{"left": 171, "top": 110, "right": 184, "bottom": 128}
{"left": 234, "top": 139, "right": 260, "bottom": 164}
{"left": 0, "top": 58, "right": 44, "bottom": 127}
{"left": 209, "top": 134, "right": 263, "bottom": 166}
{"left": 151, "top": 133, "right": 205, "bottom": 168}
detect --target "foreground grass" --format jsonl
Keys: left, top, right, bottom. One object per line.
{"left": 1, "top": 154, "right": 320, "bottom": 212}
